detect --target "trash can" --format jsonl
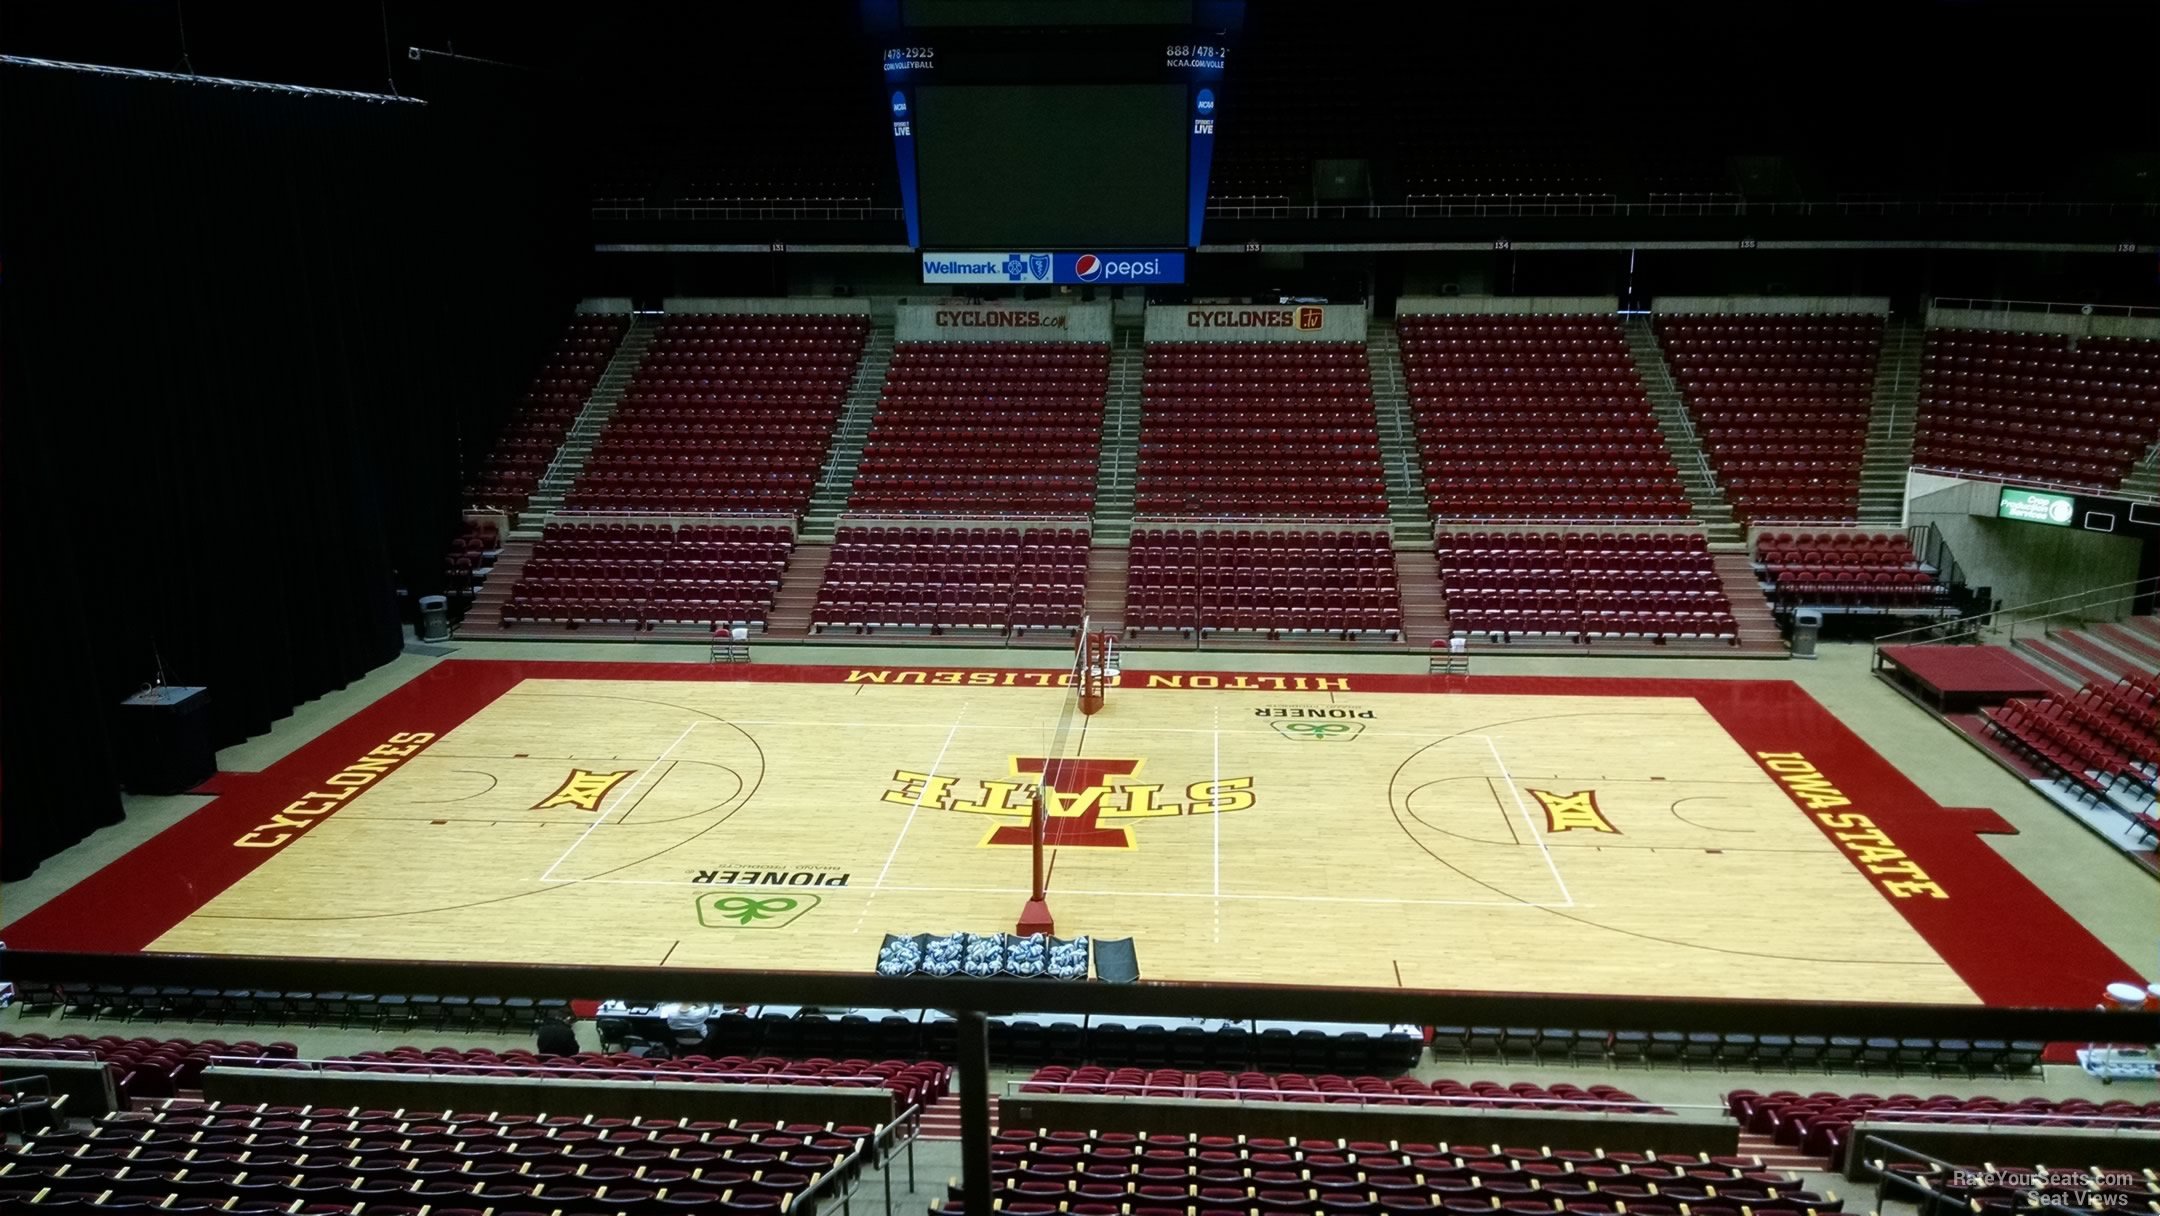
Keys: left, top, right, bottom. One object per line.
{"left": 418, "top": 594, "right": 451, "bottom": 643}
{"left": 1790, "top": 607, "right": 1823, "bottom": 659}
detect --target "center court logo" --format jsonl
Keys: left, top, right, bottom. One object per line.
{"left": 880, "top": 755, "right": 1255, "bottom": 849}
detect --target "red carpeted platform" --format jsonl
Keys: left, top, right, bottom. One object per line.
{"left": 1878, "top": 644, "right": 2067, "bottom": 710}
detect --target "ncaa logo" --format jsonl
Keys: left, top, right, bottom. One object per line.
{"left": 891, "top": 92, "right": 908, "bottom": 116}
{"left": 1196, "top": 88, "right": 1215, "bottom": 115}
{"left": 1074, "top": 254, "right": 1103, "bottom": 282}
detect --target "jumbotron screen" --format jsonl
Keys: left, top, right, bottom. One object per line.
{"left": 914, "top": 83, "right": 1187, "bottom": 249}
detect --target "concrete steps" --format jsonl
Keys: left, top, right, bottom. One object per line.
{"left": 1734, "top": 1132, "right": 1829, "bottom": 1174}
{"left": 1393, "top": 547, "right": 1449, "bottom": 648}
{"left": 454, "top": 541, "right": 534, "bottom": 636}
{"left": 801, "top": 324, "right": 895, "bottom": 542}
{"left": 1084, "top": 546, "right": 1129, "bottom": 635}
{"left": 1713, "top": 552, "right": 1788, "bottom": 655}
{"left": 1623, "top": 316, "right": 1744, "bottom": 546}
{"left": 1859, "top": 316, "right": 1922, "bottom": 524}
{"left": 2121, "top": 443, "right": 2160, "bottom": 502}
{"left": 1367, "top": 318, "right": 1431, "bottom": 544}
{"left": 1093, "top": 326, "right": 1145, "bottom": 543}
{"left": 763, "top": 541, "right": 833, "bottom": 639}
{"left": 513, "top": 315, "right": 658, "bottom": 540}
{"left": 2010, "top": 633, "right": 2120, "bottom": 687}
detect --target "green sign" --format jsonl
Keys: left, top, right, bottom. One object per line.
{"left": 1270, "top": 721, "right": 1365, "bottom": 742}
{"left": 695, "top": 892, "right": 819, "bottom": 928}
{"left": 1997, "top": 488, "right": 2077, "bottom": 527}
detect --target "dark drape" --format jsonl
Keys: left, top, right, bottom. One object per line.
{"left": 0, "top": 60, "right": 576, "bottom": 878}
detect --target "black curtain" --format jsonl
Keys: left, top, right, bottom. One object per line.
{"left": 0, "top": 60, "right": 576, "bottom": 878}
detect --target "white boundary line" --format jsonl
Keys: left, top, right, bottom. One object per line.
{"left": 1479, "top": 733, "right": 1576, "bottom": 908}
{"left": 852, "top": 701, "right": 970, "bottom": 931}
{"left": 1210, "top": 703, "right": 1223, "bottom": 942}
{"left": 538, "top": 720, "right": 700, "bottom": 882}
{"left": 560, "top": 875, "right": 1570, "bottom": 907}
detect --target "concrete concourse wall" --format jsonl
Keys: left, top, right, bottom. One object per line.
{"left": 1397, "top": 295, "right": 1619, "bottom": 316}
{"left": 895, "top": 301, "right": 1111, "bottom": 343}
{"left": 1653, "top": 296, "right": 1891, "bottom": 316}
{"left": 1926, "top": 305, "right": 2160, "bottom": 341}
{"left": 664, "top": 297, "right": 873, "bottom": 315}
{"left": 1905, "top": 477, "right": 2142, "bottom": 615}
{"left": 1146, "top": 302, "right": 1367, "bottom": 342}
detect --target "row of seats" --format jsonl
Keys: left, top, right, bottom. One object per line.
{"left": 1658, "top": 316, "right": 1881, "bottom": 526}
{"left": 0, "top": 1100, "right": 874, "bottom": 1216}
{"left": 1434, "top": 531, "right": 1737, "bottom": 646}
{"left": 851, "top": 343, "right": 1108, "bottom": 516}
{"left": 1403, "top": 317, "right": 1688, "bottom": 524}
{"left": 464, "top": 316, "right": 626, "bottom": 513}
{"left": 1139, "top": 342, "right": 1387, "bottom": 520}
{"left": 297, "top": 1049, "right": 948, "bottom": 1108}
{"left": 1019, "top": 1069, "right": 1660, "bottom": 1113}
{"left": 1752, "top": 530, "right": 1951, "bottom": 611}
{"left": 1729, "top": 1088, "right": 2160, "bottom": 1160}
{"left": 0, "top": 1034, "right": 294, "bottom": 1101}
{"left": 812, "top": 525, "right": 1089, "bottom": 637}
{"left": 505, "top": 523, "right": 794, "bottom": 631}
{"left": 942, "top": 1131, "right": 1829, "bottom": 1216}
{"left": 1125, "top": 528, "right": 1402, "bottom": 640}
{"left": 1914, "top": 329, "right": 2160, "bottom": 490}
{"left": 1983, "top": 674, "right": 2160, "bottom": 805}
{"left": 568, "top": 316, "right": 867, "bottom": 517}
{"left": 442, "top": 518, "right": 501, "bottom": 594}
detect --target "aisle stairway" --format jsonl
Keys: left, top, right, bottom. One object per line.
{"left": 1393, "top": 548, "right": 1448, "bottom": 648}
{"left": 1084, "top": 546, "right": 1129, "bottom": 636}
{"left": 763, "top": 542, "right": 833, "bottom": 639}
{"left": 1712, "top": 552, "right": 1787, "bottom": 655}
{"left": 1622, "top": 316, "right": 1742, "bottom": 545}
{"left": 459, "top": 540, "right": 534, "bottom": 634}
{"left": 513, "top": 314, "right": 658, "bottom": 540}
{"left": 801, "top": 322, "right": 895, "bottom": 542}
{"left": 1092, "top": 325, "right": 1144, "bottom": 542}
{"left": 1367, "top": 318, "right": 1431, "bottom": 543}
{"left": 1858, "top": 317, "right": 1922, "bottom": 524}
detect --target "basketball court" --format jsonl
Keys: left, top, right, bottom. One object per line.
{"left": 7, "top": 659, "right": 2130, "bottom": 1009}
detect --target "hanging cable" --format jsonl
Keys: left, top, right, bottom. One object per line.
{"left": 379, "top": 0, "right": 401, "bottom": 96}
{"left": 174, "top": 0, "right": 196, "bottom": 76}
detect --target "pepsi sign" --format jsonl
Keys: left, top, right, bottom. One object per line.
{"left": 921, "top": 252, "right": 1185, "bottom": 285}
{"left": 1064, "top": 253, "right": 1182, "bottom": 283}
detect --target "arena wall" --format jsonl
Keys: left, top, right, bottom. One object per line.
{"left": 1906, "top": 475, "right": 2143, "bottom": 615}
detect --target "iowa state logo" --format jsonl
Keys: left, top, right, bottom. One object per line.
{"left": 881, "top": 756, "right": 1254, "bottom": 849}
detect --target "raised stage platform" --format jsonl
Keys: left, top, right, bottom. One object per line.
{"left": 1876, "top": 644, "right": 2066, "bottom": 711}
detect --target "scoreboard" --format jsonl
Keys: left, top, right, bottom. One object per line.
{"left": 864, "top": 0, "right": 1242, "bottom": 264}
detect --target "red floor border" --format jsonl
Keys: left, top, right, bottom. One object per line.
{"left": 8, "top": 659, "right": 2135, "bottom": 1008}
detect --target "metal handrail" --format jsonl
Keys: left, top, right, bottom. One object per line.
{"left": 1202, "top": 199, "right": 2160, "bottom": 222}
{"left": 539, "top": 510, "right": 799, "bottom": 536}
{"left": 1849, "top": 1130, "right": 2134, "bottom": 1216}
{"left": 1908, "top": 465, "right": 2159, "bottom": 507}
{"left": 1002, "top": 1079, "right": 1683, "bottom": 1115}
{"left": 1430, "top": 517, "right": 1707, "bottom": 531}
{"left": 1871, "top": 574, "right": 2160, "bottom": 650}
{"left": 1931, "top": 296, "right": 2160, "bottom": 320}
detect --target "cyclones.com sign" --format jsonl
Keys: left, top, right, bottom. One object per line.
{"left": 931, "top": 308, "right": 1065, "bottom": 329}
